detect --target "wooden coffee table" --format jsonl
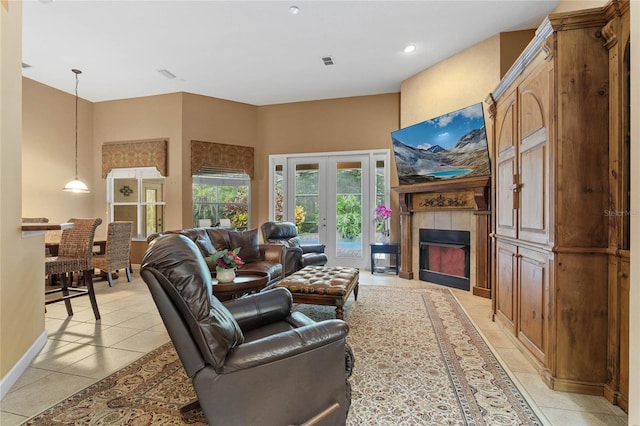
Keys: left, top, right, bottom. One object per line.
{"left": 212, "top": 271, "right": 269, "bottom": 301}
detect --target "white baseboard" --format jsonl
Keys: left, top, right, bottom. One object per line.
{"left": 0, "top": 330, "right": 48, "bottom": 400}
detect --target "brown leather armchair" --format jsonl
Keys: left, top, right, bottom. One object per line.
{"left": 261, "top": 221, "right": 328, "bottom": 276}
{"left": 141, "top": 234, "right": 352, "bottom": 425}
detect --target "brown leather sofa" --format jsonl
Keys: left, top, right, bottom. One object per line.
{"left": 147, "top": 227, "right": 284, "bottom": 287}
{"left": 261, "top": 221, "right": 328, "bottom": 276}
{"left": 141, "top": 234, "right": 352, "bottom": 425}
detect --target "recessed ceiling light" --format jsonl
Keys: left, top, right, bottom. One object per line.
{"left": 403, "top": 45, "right": 416, "bottom": 54}
{"left": 289, "top": 5, "right": 300, "bottom": 14}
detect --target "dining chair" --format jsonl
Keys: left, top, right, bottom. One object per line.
{"left": 45, "top": 217, "right": 102, "bottom": 319}
{"left": 93, "top": 221, "right": 133, "bottom": 287}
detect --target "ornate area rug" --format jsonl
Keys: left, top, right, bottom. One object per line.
{"left": 25, "top": 286, "right": 542, "bottom": 425}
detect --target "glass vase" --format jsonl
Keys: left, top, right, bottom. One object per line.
{"left": 376, "top": 229, "right": 390, "bottom": 244}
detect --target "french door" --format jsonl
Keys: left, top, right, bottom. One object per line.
{"left": 270, "top": 150, "right": 389, "bottom": 269}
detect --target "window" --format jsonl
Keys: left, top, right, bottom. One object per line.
{"left": 273, "top": 164, "right": 284, "bottom": 221}
{"left": 107, "top": 167, "right": 165, "bottom": 239}
{"left": 375, "top": 159, "right": 387, "bottom": 207}
{"left": 193, "top": 168, "right": 250, "bottom": 230}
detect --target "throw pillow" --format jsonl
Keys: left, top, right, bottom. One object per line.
{"left": 194, "top": 230, "right": 216, "bottom": 257}
{"left": 228, "top": 229, "right": 261, "bottom": 263}
{"left": 207, "top": 228, "right": 231, "bottom": 251}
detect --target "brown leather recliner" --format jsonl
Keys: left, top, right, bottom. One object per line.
{"left": 141, "top": 234, "right": 351, "bottom": 425}
{"left": 261, "top": 221, "right": 328, "bottom": 276}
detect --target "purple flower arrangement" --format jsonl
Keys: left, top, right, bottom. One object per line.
{"left": 374, "top": 205, "right": 392, "bottom": 222}
{"left": 211, "top": 247, "right": 244, "bottom": 272}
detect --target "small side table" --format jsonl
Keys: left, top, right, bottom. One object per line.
{"left": 212, "top": 271, "right": 269, "bottom": 301}
{"left": 370, "top": 243, "right": 400, "bottom": 275}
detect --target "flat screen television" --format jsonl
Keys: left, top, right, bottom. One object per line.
{"left": 391, "top": 102, "right": 491, "bottom": 185}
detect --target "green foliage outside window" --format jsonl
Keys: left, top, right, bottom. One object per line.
{"left": 193, "top": 181, "right": 249, "bottom": 230}
{"left": 336, "top": 195, "right": 362, "bottom": 240}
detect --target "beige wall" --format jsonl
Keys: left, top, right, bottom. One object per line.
{"left": 401, "top": 30, "right": 535, "bottom": 129}
{"left": 1, "top": 0, "right": 47, "bottom": 383}
{"left": 92, "top": 93, "right": 182, "bottom": 236}
{"left": 70, "top": 88, "right": 398, "bottom": 238}
{"left": 499, "top": 30, "right": 536, "bottom": 78}
{"left": 256, "top": 93, "right": 400, "bottom": 229}
{"left": 22, "top": 78, "right": 94, "bottom": 223}
{"left": 400, "top": 34, "right": 502, "bottom": 129}
{"left": 553, "top": 0, "right": 608, "bottom": 13}
{"left": 181, "top": 93, "right": 259, "bottom": 228}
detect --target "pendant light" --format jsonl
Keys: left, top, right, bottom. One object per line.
{"left": 63, "top": 68, "right": 90, "bottom": 193}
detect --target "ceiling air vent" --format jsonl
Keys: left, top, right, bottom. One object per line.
{"left": 322, "top": 56, "right": 334, "bottom": 66}
{"left": 157, "top": 69, "right": 176, "bottom": 79}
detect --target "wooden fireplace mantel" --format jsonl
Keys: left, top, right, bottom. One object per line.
{"left": 392, "top": 175, "right": 491, "bottom": 298}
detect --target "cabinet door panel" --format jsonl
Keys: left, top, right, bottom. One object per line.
{"left": 518, "top": 71, "right": 549, "bottom": 244}
{"left": 495, "top": 95, "right": 518, "bottom": 238}
{"left": 518, "top": 247, "right": 548, "bottom": 362}
{"left": 495, "top": 242, "right": 517, "bottom": 332}
{"left": 519, "top": 89, "right": 546, "bottom": 140}
{"left": 496, "top": 157, "right": 517, "bottom": 237}
{"left": 497, "top": 99, "right": 516, "bottom": 155}
{"left": 619, "top": 258, "right": 630, "bottom": 404}
{"left": 519, "top": 134, "right": 547, "bottom": 241}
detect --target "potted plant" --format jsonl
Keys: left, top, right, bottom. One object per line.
{"left": 210, "top": 247, "right": 244, "bottom": 283}
{"left": 374, "top": 205, "right": 392, "bottom": 243}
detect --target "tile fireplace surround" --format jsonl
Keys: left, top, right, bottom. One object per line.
{"left": 393, "top": 176, "right": 491, "bottom": 298}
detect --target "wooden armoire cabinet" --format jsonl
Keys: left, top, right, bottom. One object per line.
{"left": 601, "top": 0, "right": 630, "bottom": 412}
{"left": 487, "top": 6, "right": 612, "bottom": 396}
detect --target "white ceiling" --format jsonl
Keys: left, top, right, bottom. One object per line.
{"left": 22, "top": 0, "right": 559, "bottom": 106}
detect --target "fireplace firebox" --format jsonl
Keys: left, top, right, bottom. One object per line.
{"left": 419, "top": 229, "right": 470, "bottom": 291}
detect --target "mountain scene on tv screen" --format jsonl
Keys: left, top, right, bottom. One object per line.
{"left": 391, "top": 103, "right": 491, "bottom": 185}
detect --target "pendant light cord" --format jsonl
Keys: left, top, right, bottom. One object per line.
{"left": 74, "top": 69, "right": 80, "bottom": 179}
{"left": 63, "top": 68, "right": 89, "bottom": 192}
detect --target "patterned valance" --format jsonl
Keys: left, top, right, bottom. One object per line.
{"left": 102, "top": 139, "right": 168, "bottom": 178}
{"left": 191, "top": 140, "right": 254, "bottom": 179}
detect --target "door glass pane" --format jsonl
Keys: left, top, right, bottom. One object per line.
{"left": 114, "top": 205, "right": 137, "bottom": 234}
{"left": 142, "top": 180, "right": 164, "bottom": 235}
{"left": 114, "top": 178, "right": 137, "bottom": 202}
{"left": 145, "top": 190, "right": 158, "bottom": 235}
{"left": 336, "top": 162, "right": 362, "bottom": 258}
{"left": 295, "top": 164, "right": 319, "bottom": 244}
{"left": 143, "top": 179, "right": 164, "bottom": 201}
{"left": 109, "top": 169, "right": 164, "bottom": 239}
{"left": 375, "top": 160, "right": 386, "bottom": 207}
{"left": 274, "top": 164, "right": 284, "bottom": 221}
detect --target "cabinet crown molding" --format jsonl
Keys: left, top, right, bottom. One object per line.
{"left": 488, "top": 7, "right": 609, "bottom": 105}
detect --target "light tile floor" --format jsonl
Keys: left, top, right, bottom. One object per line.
{"left": 0, "top": 269, "right": 629, "bottom": 425}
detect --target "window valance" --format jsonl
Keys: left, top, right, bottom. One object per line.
{"left": 191, "top": 140, "right": 254, "bottom": 179}
{"left": 102, "top": 139, "right": 168, "bottom": 178}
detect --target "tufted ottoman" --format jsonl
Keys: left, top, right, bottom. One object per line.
{"left": 277, "top": 266, "right": 359, "bottom": 319}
